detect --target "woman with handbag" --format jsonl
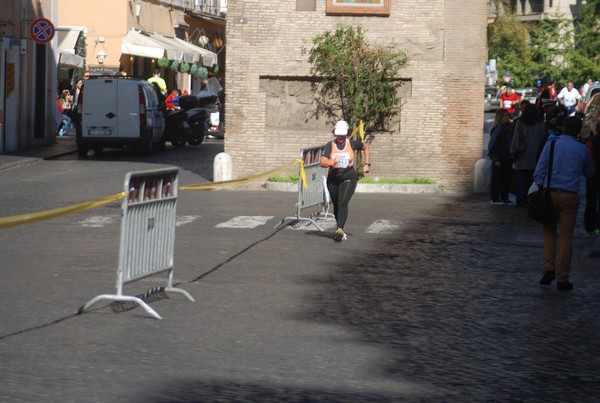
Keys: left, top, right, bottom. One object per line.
{"left": 510, "top": 104, "right": 546, "bottom": 206}
{"left": 488, "top": 109, "right": 514, "bottom": 204}
{"left": 533, "top": 116, "right": 595, "bottom": 290}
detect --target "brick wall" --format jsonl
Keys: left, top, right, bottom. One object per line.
{"left": 225, "top": 0, "right": 488, "bottom": 192}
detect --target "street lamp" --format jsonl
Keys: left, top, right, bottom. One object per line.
{"left": 96, "top": 50, "right": 107, "bottom": 64}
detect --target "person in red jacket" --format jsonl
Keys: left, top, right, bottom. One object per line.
{"left": 500, "top": 86, "right": 521, "bottom": 118}
{"left": 165, "top": 89, "right": 180, "bottom": 110}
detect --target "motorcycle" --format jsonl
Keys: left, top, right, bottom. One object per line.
{"left": 163, "top": 107, "right": 193, "bottom": 148}
{"left": 178, "top": 90, "right": 221, "bottom": 146}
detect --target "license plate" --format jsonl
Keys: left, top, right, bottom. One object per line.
{"left": 88, "top": 128, "right": 112, "bottom": 136}
{"left": 210, "top": 112, "right": 220, "bottom": 126}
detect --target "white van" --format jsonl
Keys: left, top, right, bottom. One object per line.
{"left": 75, "top": 77, "right": 165, "bottom": 157}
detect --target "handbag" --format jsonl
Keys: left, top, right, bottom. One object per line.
{"left": 527, "top": 140, "right": 556, "bottom": 225}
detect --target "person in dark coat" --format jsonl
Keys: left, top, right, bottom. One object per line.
{"left": 488, "top": 108, "right": 514, "bottom": 204}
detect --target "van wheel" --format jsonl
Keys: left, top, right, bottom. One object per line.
{"left": 77, "top": 145, "right": 89, "bottom": 158}
{"left": 156, "top": 138, "right": 166, "bottom": 152}
{"left": 144, "top": 137, "right": 153, "bottom": 156}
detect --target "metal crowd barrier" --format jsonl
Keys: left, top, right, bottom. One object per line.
{"left": 78, "top": 167, "right": 194, "bottom": 320}
{"left": 276, "top": 146, "right": 334, "bottom": 231}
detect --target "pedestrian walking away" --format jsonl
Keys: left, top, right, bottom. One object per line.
{"left": 583, "top": 122, "right": 600, "bottom": 235}
{"left": 533, "top": 116, "right": 595, "bottom": 290}
{"left": 320, "top": 120, "right": 371, "bottom": 242}
{"left": 510, "top": 104, "right": 546, "bottom": 206}
{"left": 488, "top": 108, "right": 514, "bottom": 204}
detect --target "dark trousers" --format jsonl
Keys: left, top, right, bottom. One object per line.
{"left": 490, "top": 160, "right": 513, "bottom": 201}
{"left": 328, "top": 178, "right": 357, "bottom": 230}
{"left": 584, "top": 174, "right": 600, "bottom": 232}
{"left": 515, "top": 169, "right": 534, "bottom": 206}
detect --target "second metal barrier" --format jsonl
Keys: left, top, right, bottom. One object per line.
{"left": 276, "top": 146, "right": 333, "bottom": 231}
{"left": 78, "top": 167, "right": 194, "bottom": 320}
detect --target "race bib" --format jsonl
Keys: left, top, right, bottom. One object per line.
{"left": 334, "top": 152, "right": 351, "bottom": 168}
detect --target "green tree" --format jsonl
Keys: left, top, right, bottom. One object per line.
{"left": 567, "top": 0, "right": 600, "bottom": 82}
{"left": 303, "top": 25, "right": 409, "bottom": 141}
{"left": 528, "top": 18, "right": 573, "bottom": 84}
{"left": 489, "top": 1, "right": 600, "bottom": 87}
{"left": 487, "top": 14, "right": 535, "bottom": 87}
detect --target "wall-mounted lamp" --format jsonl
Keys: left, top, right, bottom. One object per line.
{"left": 96, "top": 50, "right": 107, "bottom": 64}
{"left": 135, "top": 0, "right": 142, "bottom": 17}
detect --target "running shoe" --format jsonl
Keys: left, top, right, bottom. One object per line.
{"left": 334, "top": 228, "right": 346, "bottom": 242}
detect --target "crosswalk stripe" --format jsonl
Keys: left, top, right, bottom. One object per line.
{"left": 215, "top": 216, "right": 274, "bottom": 229}
{"left": 366, "top": 219, "right": 401, "bottom": 234}
{"left": 76, "top": 215, "right": 118, "bottom": 227}
{"left": 176, "top": 215, "right": 201, "bottom": 227}
{"left": 73, "top": 214, "right": 404, "bottom": 234}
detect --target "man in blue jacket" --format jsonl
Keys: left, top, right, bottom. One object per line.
{"left": 534, "top": 116, "right": 595, "bottom": 290}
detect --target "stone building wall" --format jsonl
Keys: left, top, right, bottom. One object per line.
{"left": 225, "top": 0, "right": 488, "bottom": 192}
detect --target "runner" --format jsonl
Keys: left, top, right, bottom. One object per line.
{"left": 319, "top": 120, "right": 371, "bottom": 242}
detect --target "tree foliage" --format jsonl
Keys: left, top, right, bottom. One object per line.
{"left": 303, "top": 25, "right": 409, "bottom": 140}
{"left": 488, "top": 0, "right": 600, "bottom": 87}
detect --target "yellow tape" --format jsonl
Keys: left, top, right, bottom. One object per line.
{"left": 1, "top": 158, "right": 310, "bottom": 229}
{"left": 359, "top": 120, "right": 365, "bottom": 141}
{"left": 349, "top": 120, "right": 365, "bottom": 141}
{"left": 180, "top": 160, "right": 301, "bottom": 191}
{"left": 297, "top": 159, "right": 308, "bottom": 189}
{"left": 0, "top": 192, "right": 125, "bottom": 230}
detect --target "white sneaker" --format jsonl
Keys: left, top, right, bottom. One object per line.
{"left": 334, "top": 228, "right": 347, "bottom": 242}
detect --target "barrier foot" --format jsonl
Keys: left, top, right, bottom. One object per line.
{"left": 77, "top": 294, "right": 163, "bottom": 320}
{"left": 165, "top": 287, "right": 195, "bottom": 302}
{"left": 275, "top": 216, "right": 323, "bottom": 231}
{"left": 312, "top": 211, "right": 335, "bottom": 220}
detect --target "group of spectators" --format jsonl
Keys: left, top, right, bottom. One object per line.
{"left": 488, "top": 82, "right": 600, "bottom": 290}
{"left": 55, "top": 70, "right": 90, "bottom": 136}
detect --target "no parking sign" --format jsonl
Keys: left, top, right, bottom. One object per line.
{"left": 30, "top": 18, "right": 55, "bottom": 44}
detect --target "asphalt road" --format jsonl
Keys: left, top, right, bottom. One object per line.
{"left": 1, "top": 136, "right": 600, "bottom": 401}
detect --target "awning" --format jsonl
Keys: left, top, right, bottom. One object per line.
{"left": 146, "top": 32, "right": 199, "bottom": 64}
{"left": 121, "top": 29, "right": 218, "bottom": 67}
{"left": 172, "top": 37, "right": 217, "bottom": 67}
{"left": 121, "top": 29, "right": 165, "bottom": 59}
{"left": 58, "top": 51, "right": 85, "bottom": 68}
{"left": 57, "top": 27, "right": 83, "bottom": 52}
{"left": 57, "top": 27, "right": 85, "bottom": 68}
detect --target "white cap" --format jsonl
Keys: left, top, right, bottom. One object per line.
{"left": 333, "top": 120, "right": 349, "bottom": 135}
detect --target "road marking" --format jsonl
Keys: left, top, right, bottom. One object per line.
{"left": 76, "top": 215, "right": 118, "bottom": 227}
{"left": 366, "top": 219, "right": 402, "bottom": 234}
{"left": 215, "top": 216, "right": 274, "bottom": 228}
{"left": 176, "top": 215, "right": 201, "bottom": 227}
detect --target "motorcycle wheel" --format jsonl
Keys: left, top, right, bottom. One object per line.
{"left": 171, "top": 138, "right": 186, "bottom": 148}
{"left": 187, "top": 124, "right": 205, "bottom": 146}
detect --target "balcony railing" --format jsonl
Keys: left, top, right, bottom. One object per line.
{"left": 157, "top": 0, "right": 226, "bottom": 18}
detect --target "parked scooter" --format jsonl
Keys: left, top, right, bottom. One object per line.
{"left": 163, "top": 108, "right": 193, "bottom": 148}
{"left": 177, "top": 91, "right": 219, "bottom": 146}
